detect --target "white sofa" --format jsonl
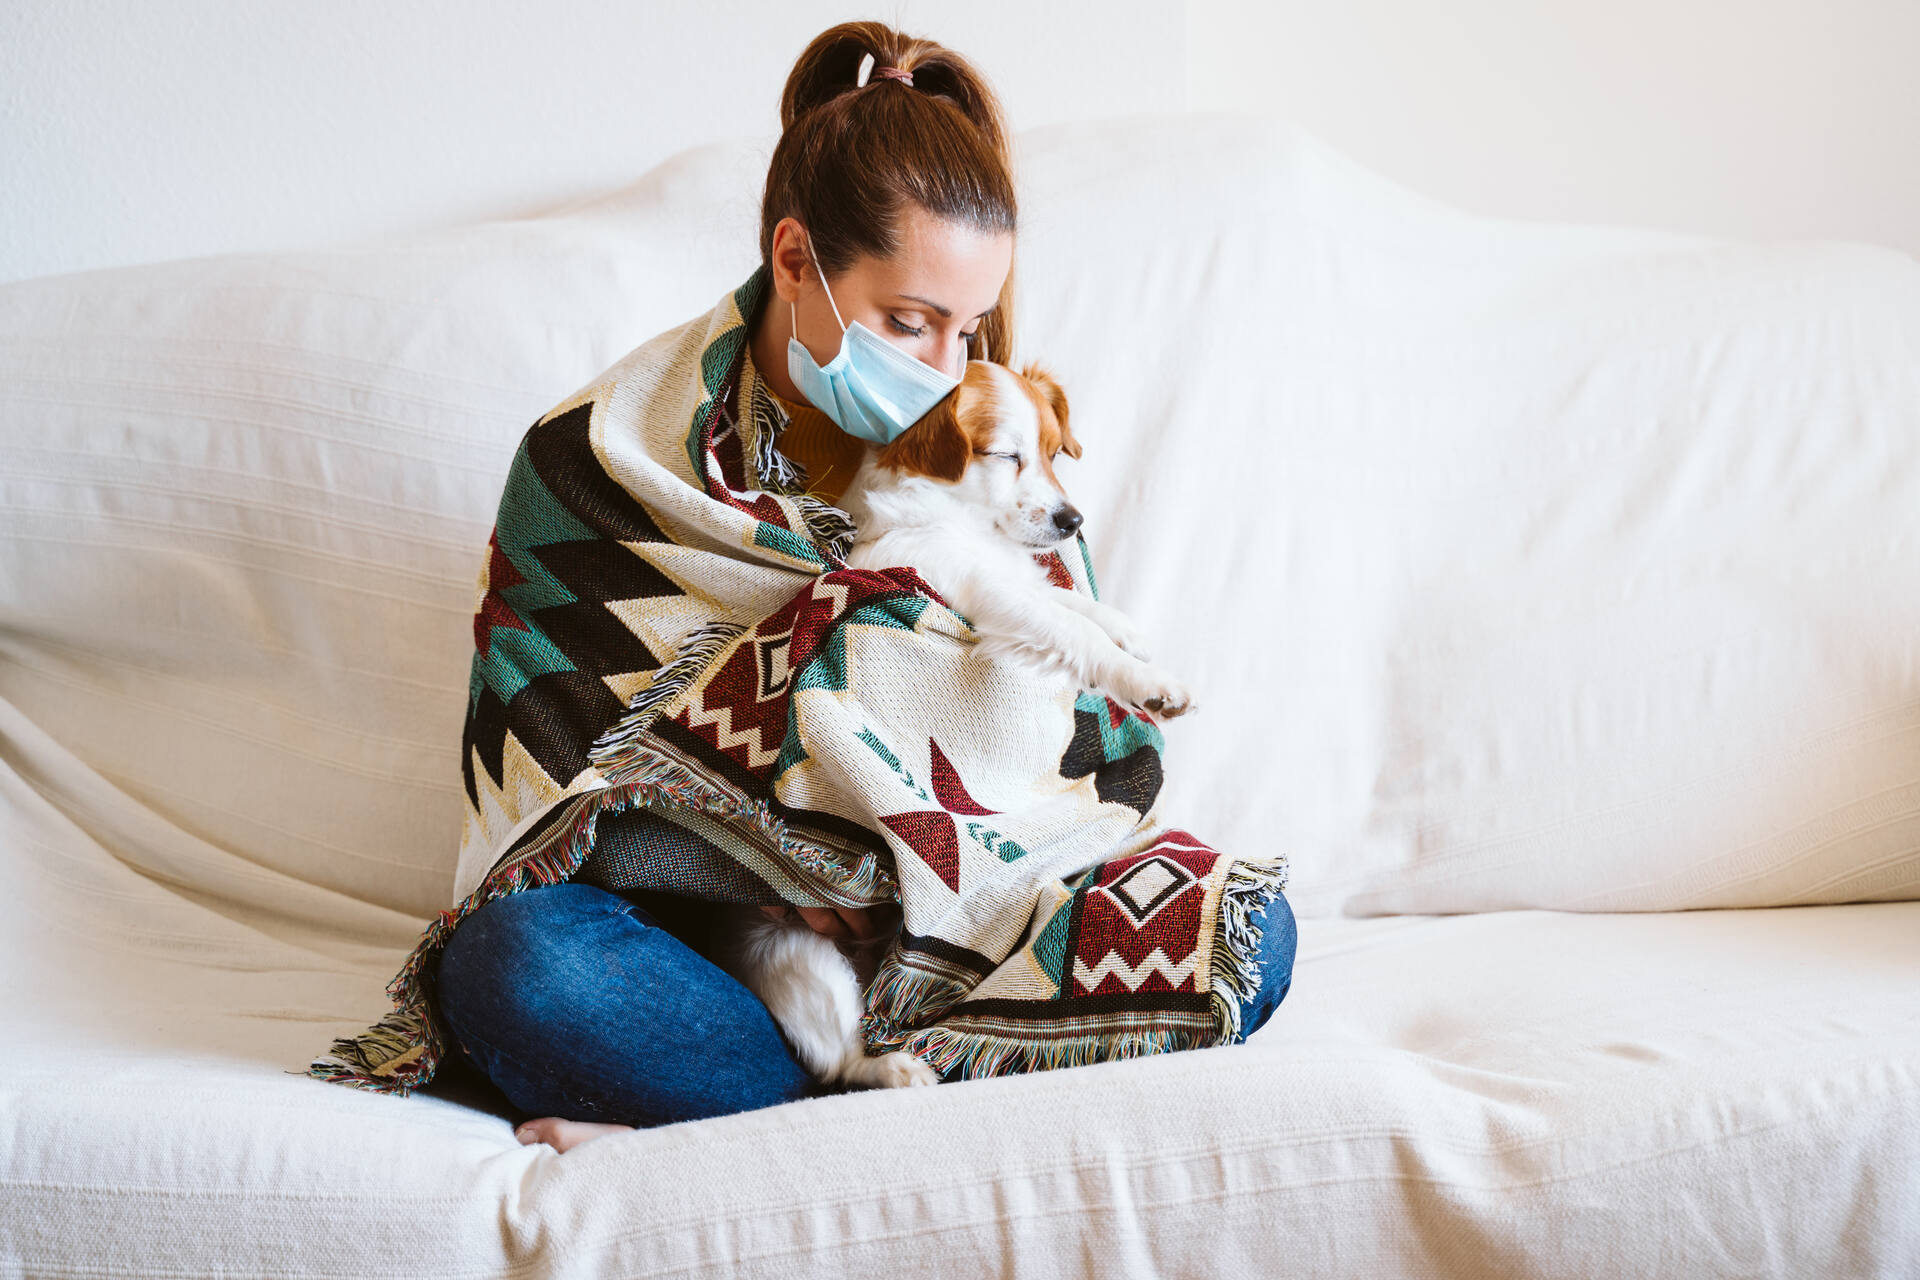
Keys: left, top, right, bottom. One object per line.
{"left": 3, "top": 115, "right": 1917, "bottom": 1278}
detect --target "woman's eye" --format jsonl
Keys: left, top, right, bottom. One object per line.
{"left": 887, "top": 315, "right": 928, "bottom": 338}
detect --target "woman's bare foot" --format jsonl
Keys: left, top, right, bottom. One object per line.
{"left": 514, "top": 1116, "right": 635, "bottom": 1153}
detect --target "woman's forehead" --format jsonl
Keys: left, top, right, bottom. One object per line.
{"left": 848, "top": 210, "right": 1010, "bottom": 316}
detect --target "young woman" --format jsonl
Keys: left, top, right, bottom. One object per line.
{"left": 416, "top": 21, "right": 1297, "bottom": 1154}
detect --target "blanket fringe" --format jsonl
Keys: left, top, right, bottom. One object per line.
{"left": 748, "top": 378, "right": 858, "bottom": 562}
{"left": 307, "top": 1006, "right": 435, "bottom": 1086}
{"left": 594, "top": 738, "right": 897, "bottom": 905}
{"left": 856, "top": 850, "right": 1292, "bottom": 1078}
{"left": 593, "top": 619, "right": 747, "bottom": 753}
{"left": 590, "top": 621, "right": 898, "bottom": 905}
{"left": 1207, "top": 853, "right": 1293, "bottom": 1044}
{"left": 306, "top": 663, "right": 909, "bottom": 1096}
{"left": 859, "top": 948, "right": 1215, "bottom": 1080}
{"left": 790, "top": 491, "right": 856, "bottom": 562}
{"left": 898, "top": 1023, "right": 1205, "bottom": 1081}
{"left": 302, "top": 784, "right": 616, "bottom": 1095}
{"left": 859, "top": 956, "right": 974, "bottom": 1050}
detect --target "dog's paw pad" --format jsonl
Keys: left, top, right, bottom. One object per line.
{"left": 1135, "top": 666, "right": 1194, "bottom": 714}
{"left": 1142, "top": 683, "right": 1196, "bottom": 718}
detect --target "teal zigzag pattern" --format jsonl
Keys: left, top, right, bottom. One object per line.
{"left": 769, "top": 595, "right": 935, "bottom": 781}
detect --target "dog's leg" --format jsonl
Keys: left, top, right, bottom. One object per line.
{"left": 1048, "top": 589, "right": 1155, "bottom": 660}
{"left": 722, "top": 913, "right": 939, "bottom": 1089}
{"left": 949, "top": 576, "right": 1195, "bottom": 717}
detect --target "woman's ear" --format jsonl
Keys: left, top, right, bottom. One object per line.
{"left": 1021, "top": 363, "right": 1081, "bottom": 459}
{"left": 768, "top": 217, "right": 813, "bottom": 304}
{"left": 876, "top": 388, "right": 970, "bottom": 482}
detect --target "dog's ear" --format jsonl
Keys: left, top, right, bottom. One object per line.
{"left": 1021, "top": 362, "right": 1081, "bottom": 460}
{"left": 876, "top": 387, "right": 970, "bottom": 482}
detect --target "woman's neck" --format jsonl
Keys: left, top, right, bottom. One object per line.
{"left": 748, "top": 291, "right": 808, "bottom": 405}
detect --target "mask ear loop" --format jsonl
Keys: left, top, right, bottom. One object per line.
{"left": 794, "top": 233, "right": 848, "bottom": 337}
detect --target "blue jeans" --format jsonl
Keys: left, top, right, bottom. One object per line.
{"left": 433, "top": 878, "right": 1297, "bottom": 1129}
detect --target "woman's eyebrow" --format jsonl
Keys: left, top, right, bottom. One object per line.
{"left": 894, "top": 293, "right": 953, "bottom": 318}
{"left": 895, "top": 294, "right": 997, "bottom": 322}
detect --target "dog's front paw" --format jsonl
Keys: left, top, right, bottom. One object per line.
{"left": 1129, "top": 667, "right": 1196, "bottom": 718}
{"left": 882, "top": 1051, "right": 941, "bottom": 1087}
{"left": 843, "top": 1050, "right": 940, "bottom": 1089}
{"left": 1105, "top": 618, "right": 1154, "bottom": 662}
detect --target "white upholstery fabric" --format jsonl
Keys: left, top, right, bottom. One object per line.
{"left": 1011, "top": 119, "right": 1920, "bottom": 917}
{"left": 0, "top": 142, "right": 771, "bottom": 918}
{"left": 3, "top": 115, "right": 1918, "bottom": 1275}
{"left": 4, "top": 709, "right": 1916, "bottom": 1275}
{"left": 2, "top": 119, "right": 1916, "bottom": 922}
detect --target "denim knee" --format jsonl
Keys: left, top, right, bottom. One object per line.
{"left": 432, "top": 881, "right": 819, "bottom": 1125}
{"left": 1234, "top": 890, "right": 1297, "bottom": 1040}
{"left": 435, "top": 883, "right": 637, "bottom": 1050}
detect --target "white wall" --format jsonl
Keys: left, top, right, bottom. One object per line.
{"left": 3, "top": 0, "right": 1915, "bottom": 285}
{"left": 0, "top": 0, "right": 1185, "bottom": 284}
{"left": 1188, "top": 0, "right": 1920, "bottom": 257}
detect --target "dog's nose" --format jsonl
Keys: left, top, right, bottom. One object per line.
{"left": 1051, "top": 505, "right": 1083, "bottom": 535}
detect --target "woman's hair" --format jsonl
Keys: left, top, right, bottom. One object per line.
{"left": 760, "top": 21, "right": 1018, "bottom": 363}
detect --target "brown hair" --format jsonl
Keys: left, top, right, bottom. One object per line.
{"left": 759, "top": 21, "right": 1018, "bottom": 363}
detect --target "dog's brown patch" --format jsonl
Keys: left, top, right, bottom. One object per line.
{"left": 1015, "top": 363, "right": 1081, "bottom": 492}
{"left": 875, "top": 363, "right": 998, "bottom": 483}
{"left": 875, "top": 362, "right": 1080, "bottom": 489}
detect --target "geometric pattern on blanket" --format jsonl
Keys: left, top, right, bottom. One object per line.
{"left": 305, "top": 264, "right": 1288, "bottom": 1095}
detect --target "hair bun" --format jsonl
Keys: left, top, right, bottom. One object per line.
{"left": 777, "top": 22, "right": 1003, "bottom": 156}
{"left": 781, "top": 29, "right": 887, "bottom": 128}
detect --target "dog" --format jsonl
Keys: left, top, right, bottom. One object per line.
{"left": 710, "top": 360, "right": 1194, "bottom": 1093}
{"left": 841, "top": 359, "right": 1194, "bottom": 718}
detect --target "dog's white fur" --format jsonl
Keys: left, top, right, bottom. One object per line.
{"left": 708, "top": 360, "right": 1193, "bottom": 1092}
{"left": 841, "top": 362, "right": 1194, "bottom": 714}
{"left": 707, "top": 906, "right": 937, "bottom": 1090}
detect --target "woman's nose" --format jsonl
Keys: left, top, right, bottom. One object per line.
{"left": 926, "top": 337, "right": 965, "bottom": 378}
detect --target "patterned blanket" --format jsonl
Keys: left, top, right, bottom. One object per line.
{"left": 307, "top": 265, "right": 1288, "bottom": 1093}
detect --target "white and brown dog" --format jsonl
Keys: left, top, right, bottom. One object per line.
{"left": 842, "top": 360, "right": 1194, "bottom": 718}
{"left": 713, "top": 361, "right": 1193, "bottom": 1094}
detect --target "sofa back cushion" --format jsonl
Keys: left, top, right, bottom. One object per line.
{"left": 0, "top": 144, "right": 770, "bottom": 916}
{"left": 2, "top": 117, "right": 1915, "bottom": 919}
{"left": 1015, "top": 118, "right": 1920, "bottom": 916}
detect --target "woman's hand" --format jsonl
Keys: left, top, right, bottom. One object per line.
{"left": 759, "top": 902, "right": 885, "bottom": 941}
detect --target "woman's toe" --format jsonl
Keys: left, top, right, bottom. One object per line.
{"left": 514, "top": 1116, "right": 634, "bottom": 1153}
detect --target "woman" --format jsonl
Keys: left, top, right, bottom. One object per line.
{"left": 321, "top": 21, "right": 1298, "bottom": 1154}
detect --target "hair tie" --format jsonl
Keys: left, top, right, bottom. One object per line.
{"left": 855, "top": 51, "right": 913, "bottom": 88}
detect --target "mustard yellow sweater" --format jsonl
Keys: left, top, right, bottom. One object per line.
{"left": 770, "top": 390, "right": 868, "bottom": 507}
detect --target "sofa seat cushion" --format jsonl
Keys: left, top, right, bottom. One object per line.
{"left": 3, "top": 716, "right": 1914, "bottom": 1277}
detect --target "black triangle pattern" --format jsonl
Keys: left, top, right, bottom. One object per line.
{"left": 1057, "top": 704, "right": 1165, "bottom": 816}
{"left": 461, "top": 401, "right": 691, "bottom": 808}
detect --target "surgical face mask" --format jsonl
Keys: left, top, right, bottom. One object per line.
{"left": 785, "top": 239, "right": 964, "bottom": 446}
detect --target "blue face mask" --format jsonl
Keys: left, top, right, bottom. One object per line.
{"left": 785, "top": 239, "right": 964, "bottom": 446}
